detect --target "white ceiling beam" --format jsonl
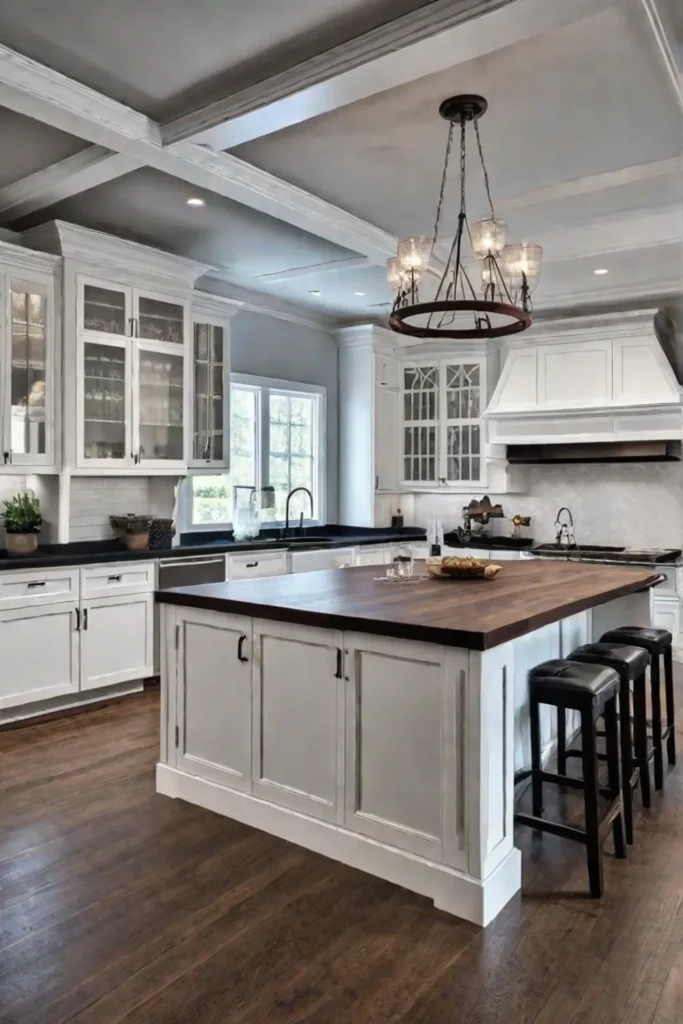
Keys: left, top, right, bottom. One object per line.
{"left": 539, "top": 206, "right": 682, "bottom": 263}
{"left": 163, "top": 0, "right": 613, "bottom": 150}
{"left": 0, "top": 147, "right": 140, "bottom": 223}
{"left": 0, "top": 44, "right": 397, "bottom": 262}
{"left": 501, "top": 156, "right": 682, "bottom": 210}
{"left": 254, "top": 256, "right": 370, "bottom": 283}
{"left": 633, "top": 0, "right": 683, "bottom": 109}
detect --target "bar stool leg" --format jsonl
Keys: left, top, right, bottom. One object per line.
{"left": 617, "top": 678, "right": 634, "bottom": 845}
{"left": 530, "top": 695, "right": 543, "bottom": 817}
{"left": 633, "top": 674, "right": 651, "bottom": 809}
{"left": 664, "top": 645, "right": 676, "bottom": 767}
{"left": 651, "top": 655, "right": 664, "bottom": 791}
{"left": 581, "top": 707, "right": 604, "bottom": 898}
{"left": 556, "top": 707, "right": 567, "bottom": 776}
{"left": 604, "top": 695, "right": 626, "bottom": 860}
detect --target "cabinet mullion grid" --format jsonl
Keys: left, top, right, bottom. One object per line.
{"left": 444, "top": 362, "right": 482, "bottom": 484}
{"left": 403, "top": 364, "right": 439, "bottom": 484}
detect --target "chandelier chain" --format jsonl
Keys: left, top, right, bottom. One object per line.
{"left": 473, "top": 118, "right": 495, "bottom": 219}
{"left": 430, "top": 120, "right": 454, "bottom": 261}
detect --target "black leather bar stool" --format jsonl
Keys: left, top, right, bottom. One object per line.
{"left": 515, "top": 659, "right": 626, "bottom": 899}
{"left": 566, "top": 642, "right": 650, "bottom": 844}
{"left": 601, "top": 627, "right": 676, "bottom": 791}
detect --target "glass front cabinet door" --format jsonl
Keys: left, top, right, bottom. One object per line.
{"left": 134, "top": 345, "right": 186, "bottom": 468}
{"left": 3, "top": 273, "right": 54, "bottom": 468}
{"left": 401, "top": 358, "right": 485, "bottom": 488}
{"left": 189, "top": 317, "right": 230, "bottom": 470}
{"left": 79, "top": 338, "right": 132, "bottom": 466}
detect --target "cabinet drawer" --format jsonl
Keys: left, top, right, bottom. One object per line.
{"left": 228, "top": 551, "right": 288, "bottom": 580}
{"left": 81, "top": 561, "right": 155, "bottom": 599}
{"left": 356, "top": 546, "right": 388, "bottom": 567}
{"left": 0, "top": 568, "right": 79, "bottom": 609}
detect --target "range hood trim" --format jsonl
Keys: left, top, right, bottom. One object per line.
{"left": 507, "top": 440, "right": 682, "bottom": 464}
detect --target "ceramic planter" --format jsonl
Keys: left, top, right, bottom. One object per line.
{"left": 5, "top": 532, "right": 39, "bottom": 557}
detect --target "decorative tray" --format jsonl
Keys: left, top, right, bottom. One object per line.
{"left": 426, "top": 556, "right": 502, "bottom": 581}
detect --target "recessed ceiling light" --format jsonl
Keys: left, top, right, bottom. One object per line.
{"left": 186, "top": 196, "right": 205, "bottom": 207}
{"left": 309, "top": 289, "right": 321, "bottom": 296}
{"left": 593, "top": 268, "right": 609, "bottom": 275}
{"left": 354, "top": 291, "right": 365, "bottom": 296}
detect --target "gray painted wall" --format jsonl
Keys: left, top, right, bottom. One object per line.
{"left": 231, "top": 311, "right": 338, "bottom": 521}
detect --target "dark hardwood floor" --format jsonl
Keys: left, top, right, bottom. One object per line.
{"left": 1, "top": 687, "right": 682, "bottom": 1024}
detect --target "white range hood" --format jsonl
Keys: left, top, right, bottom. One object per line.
{"left": 485, "top": 310, "right": 681, "bottom": 446}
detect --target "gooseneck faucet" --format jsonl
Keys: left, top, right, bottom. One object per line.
{"left": 285, "top": 487, "right": 314, "bottom": 536}
{"left": 555, "top": 506, "right": 576, "bottom": 548}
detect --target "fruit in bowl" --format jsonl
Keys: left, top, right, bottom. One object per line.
{"left": 426, "top": 555, "right": 502, "bottom": 580}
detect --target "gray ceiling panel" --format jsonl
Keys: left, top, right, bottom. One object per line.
{"left": 0, "top": 107, "right": 87, "bottom": 188}
{"left": 0, "top": 0, "right": 435, "bottom": 118}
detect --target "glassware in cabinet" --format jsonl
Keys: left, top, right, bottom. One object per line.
{"left": 82, "top": 341, "right": 128, "bottom": 461}
{"left": 137, "top": 348, "right": 185, "bottom": 463}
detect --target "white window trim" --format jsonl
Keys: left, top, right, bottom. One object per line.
{"left": 181, "top": 373, "right": 327, "bottom": 532}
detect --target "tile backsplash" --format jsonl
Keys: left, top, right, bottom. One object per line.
{"left": 406, "top": 461, "right": 683, "bottom": 550}
{"left": 69, "top": 477, "right": 178, "bottom": 542}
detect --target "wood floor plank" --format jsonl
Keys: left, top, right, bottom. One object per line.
{"left": 1, "top": 683, "right": 682, "bottom": 1024}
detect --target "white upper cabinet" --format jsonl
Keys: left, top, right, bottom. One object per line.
{"left": 0, "top": 246, "right": 59, "bottom": 472}
{"left": 401, "top": 357, "right": 486, "bottom": 489}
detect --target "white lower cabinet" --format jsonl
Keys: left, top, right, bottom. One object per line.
{"left": 289, "top": 547, "right": 356, "bottom": 573}
{"left": 343, "top": 632, "right": 466, "bottom": 864}
{"left": 355, "top": 546, "right": 388, "bottom": 567}
{"left": 251, "top": 618, "right": 343, "bottom": 822}
{"left": 175, "top": 608, "right": 252, "bottom": 790}
{"left": 0, "top": 602, "right": 79, "bottom": 709}
{"left": 653, "top": 595, "right": 680, "bottom": 641}
{"left": 81, "top": 593, "right": 153, "bottom": 691}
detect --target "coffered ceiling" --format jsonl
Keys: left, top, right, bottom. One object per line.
{"left": 0, "top": 0, "right": 679, "bottom": 327}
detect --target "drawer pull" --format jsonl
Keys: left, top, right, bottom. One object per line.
{"left": 107, "top": 574, "right": 122, "bottom": 582}
{"left": 27, "top": 581, "right": 46, "bottom": 588}
{"left": 246, "top": 562, "right": 259, "bottom": 568}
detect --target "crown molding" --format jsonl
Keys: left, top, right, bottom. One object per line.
{"left": 533, "top": 280, "right": 682, "bottom": 315}
{"left": 334, "top": 323, "right": 397, "bottom": 349}
{"left": 21, "top": 220, "right": 212, "bottom": 288}
{"left": 198, "top": 274, "right": 336, "bottom": 331}
{"left": 191, "top": 290, "right": 241, "bottom": 320}
{"left": 0, "top": 237, "right": 60, "bottom": 275}
{"left": 0, "top": 148, "right": 140, "bottom": 223}
{"left": 255, "top": 256, "right": 369, "bottom": 283}
{"left": 163, "top": 0, "right": 607, "bottom": 149}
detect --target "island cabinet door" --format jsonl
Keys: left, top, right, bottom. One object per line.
{"left": 251, "top": 619, "right": 344, "bottom": 823}
{"left": 343, "top": 633, "right": 469, "bottom": 869}
{"left": 175, "top": 607, "right": 252, "bottom": 791}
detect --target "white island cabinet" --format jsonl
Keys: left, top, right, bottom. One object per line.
{"left": 157, "top": 560, "right": 656, "bottom": 927}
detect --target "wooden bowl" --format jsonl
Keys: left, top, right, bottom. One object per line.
{"left": 426, "top": 556, "right": 502, "bottom": 580}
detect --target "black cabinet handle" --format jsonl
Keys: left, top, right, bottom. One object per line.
{"left": 74, "top": 608, "right": 80, "bottom": 631}
{"left": 27, "top": 581, "right": 46, "bottom": 588}
{"left": 107, "top": 574, "right": 122, "bottom": 582}
{"left": 83, "top": 608, "right": 88, "bottom": 630}
{"left": 2, "top": 451, "right": 9, "bottom": 465}
{"left": 335, "top": 647, "right": 343, "bottom": 679}
{"left": 246, "top": 562, "right": 258, "bottom": 568}
{"left": 237, "top": 634, "right": 249, "bottom": 663}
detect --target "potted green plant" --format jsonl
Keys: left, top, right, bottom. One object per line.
{"left": 2, "top": 493, "right": 42, "bottom": 556}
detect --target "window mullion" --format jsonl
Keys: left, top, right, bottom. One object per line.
{"left": 259, "top": 386, "right": 269, "bottom": 489}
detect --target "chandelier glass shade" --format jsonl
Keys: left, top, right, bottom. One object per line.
{"left": 387, "top": 94, "right": 542, "bottom": 341}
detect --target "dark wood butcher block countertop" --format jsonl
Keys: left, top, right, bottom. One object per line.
{"left": 156, "top": 561, "right": 660, "bottom": 651}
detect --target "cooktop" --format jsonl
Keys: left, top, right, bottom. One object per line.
{"left": 531, "top": 544, "right": 681, "bottom": 564}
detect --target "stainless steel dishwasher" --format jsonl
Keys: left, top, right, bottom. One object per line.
{"left": 154, "top": 554, "right": 227, "bottom": 671}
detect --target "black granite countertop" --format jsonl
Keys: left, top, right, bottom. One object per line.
{"left": 0, "top": 526, "right": 427, "bottom": 572}
{"left": 0, "top": 526, "right": 538, "bottom": 573}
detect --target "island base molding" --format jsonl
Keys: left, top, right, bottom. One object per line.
{"left": 156, "top": 762, "right": 521, "bottom": 927}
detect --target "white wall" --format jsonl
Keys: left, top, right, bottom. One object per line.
{"left": 231, "top": 311, "right": 338, "bottom": 521}
{"left": 69, "top": 477, "right": 177, "bottom": 542}
{"left": 409, "top": 461, "right": 683, "bottom": 549}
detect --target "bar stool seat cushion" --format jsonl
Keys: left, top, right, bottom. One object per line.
{"left": 530, "top": 659, "right": 619, "bottom": 696}
{"left": 600, "top": 627, "right": 672, "bottom": 653}
{"left": 569, "top": 642, "right": 650, "bottom": 678}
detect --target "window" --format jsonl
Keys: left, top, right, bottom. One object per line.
{"left": 186, "top": 374, "right": 325, "bottom": 529}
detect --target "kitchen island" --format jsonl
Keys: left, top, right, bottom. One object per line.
{"left": 156, "top": 561, "right": 658, "bottom": 926}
